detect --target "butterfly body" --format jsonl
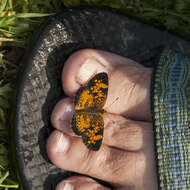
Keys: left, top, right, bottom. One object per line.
{"left": 72, "top": 72, "right": 108, "bottom": 151}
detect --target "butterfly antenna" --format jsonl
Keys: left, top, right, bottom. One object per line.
{"left": 104, "top": 97, "right": 119, "bottom": 109}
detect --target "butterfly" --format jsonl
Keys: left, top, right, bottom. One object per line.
{"left": 71, "top": 72, "right": 108, "bottom": 151}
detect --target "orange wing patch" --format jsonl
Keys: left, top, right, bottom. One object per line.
{"left": 72, "top": 113, "right": 104, "bottom": 150}
{"left": 72, "top": 112, "right": 91, "bottom": 135}
{"left": 90, "top": 78, "right": 108, "bottom": 109}
{"left": 72, "top": 72, "right": 108, "bottom": 151}
{"left": 75, "top": 88, "right": 94, "bottom": 110}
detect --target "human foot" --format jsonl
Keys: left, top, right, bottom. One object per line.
{"left": 46, "top": 49, "right": 158, "bottom": 190}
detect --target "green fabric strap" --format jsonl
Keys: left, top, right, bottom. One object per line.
{"left": 152, "top": 48, "right": 190, "bottom": 189}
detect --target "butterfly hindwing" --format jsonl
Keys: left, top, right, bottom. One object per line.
{"left": 72, "top": 112, "right": 104, "bottom": 151}
{"left": 71, "top": 112, "right": 91, "bottom": 136}
{"left": 82, "top": 113, "right": 104, "bottom": 151}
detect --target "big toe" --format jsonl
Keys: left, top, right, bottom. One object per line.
{"left": 62, "top": 49, "right": 152, "bottom": 121}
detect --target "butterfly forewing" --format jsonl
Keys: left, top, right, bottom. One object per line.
{"left": 74, "top": 72, "right": 108, "bottom": 110}
{"left": 88, "top": 72, "right": 108, "bottom": 109}
{"left": 74, "top": 86, "right": 94, "bottom": 110}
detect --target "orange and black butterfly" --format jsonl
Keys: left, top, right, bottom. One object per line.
{"left": 72, "top": 72, "right": 108, "bottom": 151}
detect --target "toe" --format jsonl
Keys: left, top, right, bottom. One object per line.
{"left": 47, "top": 130, "right": 157, "bottom": 189}
{"left": 62, "top": 49, "right": 152, "bottom": 121}
{"left": 51, "top": 97, "right": 75, "bottom": 134}
{"left": 103, "top": 113, "right": 154, "bottom": 151}
{"left": 47, "top": 130, "right": 132, "bottom": 184}
{"left": 56, "top": 176, "right": 111, "bottom": 190}
{"left": 51, "top": 100, "right": 154, "bottom": 151}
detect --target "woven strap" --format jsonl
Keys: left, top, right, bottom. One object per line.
{"left": 152, "top": 48, "right": 190, "bottom": 189}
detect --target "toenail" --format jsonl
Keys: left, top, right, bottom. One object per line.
{"left": 54, "top": 132, "right": 70, "bottom": 153}
{"left": 63, "top": 182, "right": 74, "bottom": 190}
{"left": 60, "top": 104, "right": 75, "bottom": 122}
{"left": 77, "top": 58, "right": 105, "bottom": 84}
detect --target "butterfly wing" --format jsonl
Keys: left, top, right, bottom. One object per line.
{"left": 72, "top": 112, "right": 103, "bottom": 151}
{"left": 74, "top": 72, "right": 108, "bottom": 110}
{"left": 71, "top": 111, "right": 91, "bottom": 136}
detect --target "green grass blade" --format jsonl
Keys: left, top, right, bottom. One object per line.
{"left": 0, "top": 12, "right": 54, "bottom": 27}
{"left": 0, "top": 83, "right": 11, "bottom": 97}
{"left": 8, "top": 0, "right": 13, "bottom": 11}
{"left": 0, "top": 108, "right": 6, "bottom": 124}
{"left": 0, "top": 144, "right": 8, "bottom": 167}
{"left": 0, "top": 0, "right": 8, "bottom": 15}
{"left": 0, "top": 171, "right": 9, "bottom": 184}
{"left": 4, "top": 178, "right": 18, "bottom": 185}
{"left": 0, "top": 97, "right": 9, "bottom": 109}
{"left": 0, "top": 164, "right": 5, "bottom": 170}
{"left": 15, "top": 12, "right": 55, "bottom": 18}
{"left": 0, "top": 184, "right": 19, "bottom": 188}
{"left": 0, "top": 53, "right": 3, "bottom": 66}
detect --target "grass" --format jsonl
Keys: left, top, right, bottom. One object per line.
{"left": 0, "top": 0, "right": 190, "bottom": 189}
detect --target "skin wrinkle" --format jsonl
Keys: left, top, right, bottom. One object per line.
{"left": 105, "top": 65, "right": 138, "bottom": 114}
{"left": 136, "top": 69, "right": 152, "bottom": 121}
{"left": 94, "top": 147, "right": 127, "bottom": 182}
{"left": 111, "top": 158, "right": 126, "bottom": 178}
{"left": 126, "top": 69, "right": 146, "bottom": 107}
{"left": 119, "top": 66, "right": 140, "bottom": 99}
{"left": 106, "top": 120, "right": 119, "bottom": 139}
{"left": 80, "top": 148, "right": 93, "bottom": 174}
{"left": 104, "top": 120, "right": 123, "bottom": 147}
{"left": 106, "top": 65, "right": 152, "bottom": 121}
{"left": 93, "top": 147, "right": 111, "bottom": 178}
{"left": 110, "top": 151, "right": 130, "bottom": 182}
{"left": 103, "top": 115, "right": 145, "bottom": 151}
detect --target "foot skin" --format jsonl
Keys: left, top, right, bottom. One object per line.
{"left": 46, "top": 49, "right": 158, "bottom": 190}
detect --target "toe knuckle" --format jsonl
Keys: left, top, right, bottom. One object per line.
{"left": 106, "top": 121, "right": 119, "bottom": 139}
{"left": 95, "top": 148, "right": 125, "bottom": 178}
{"left": 80, "top": 149, "right": 93, "bottom": 173}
